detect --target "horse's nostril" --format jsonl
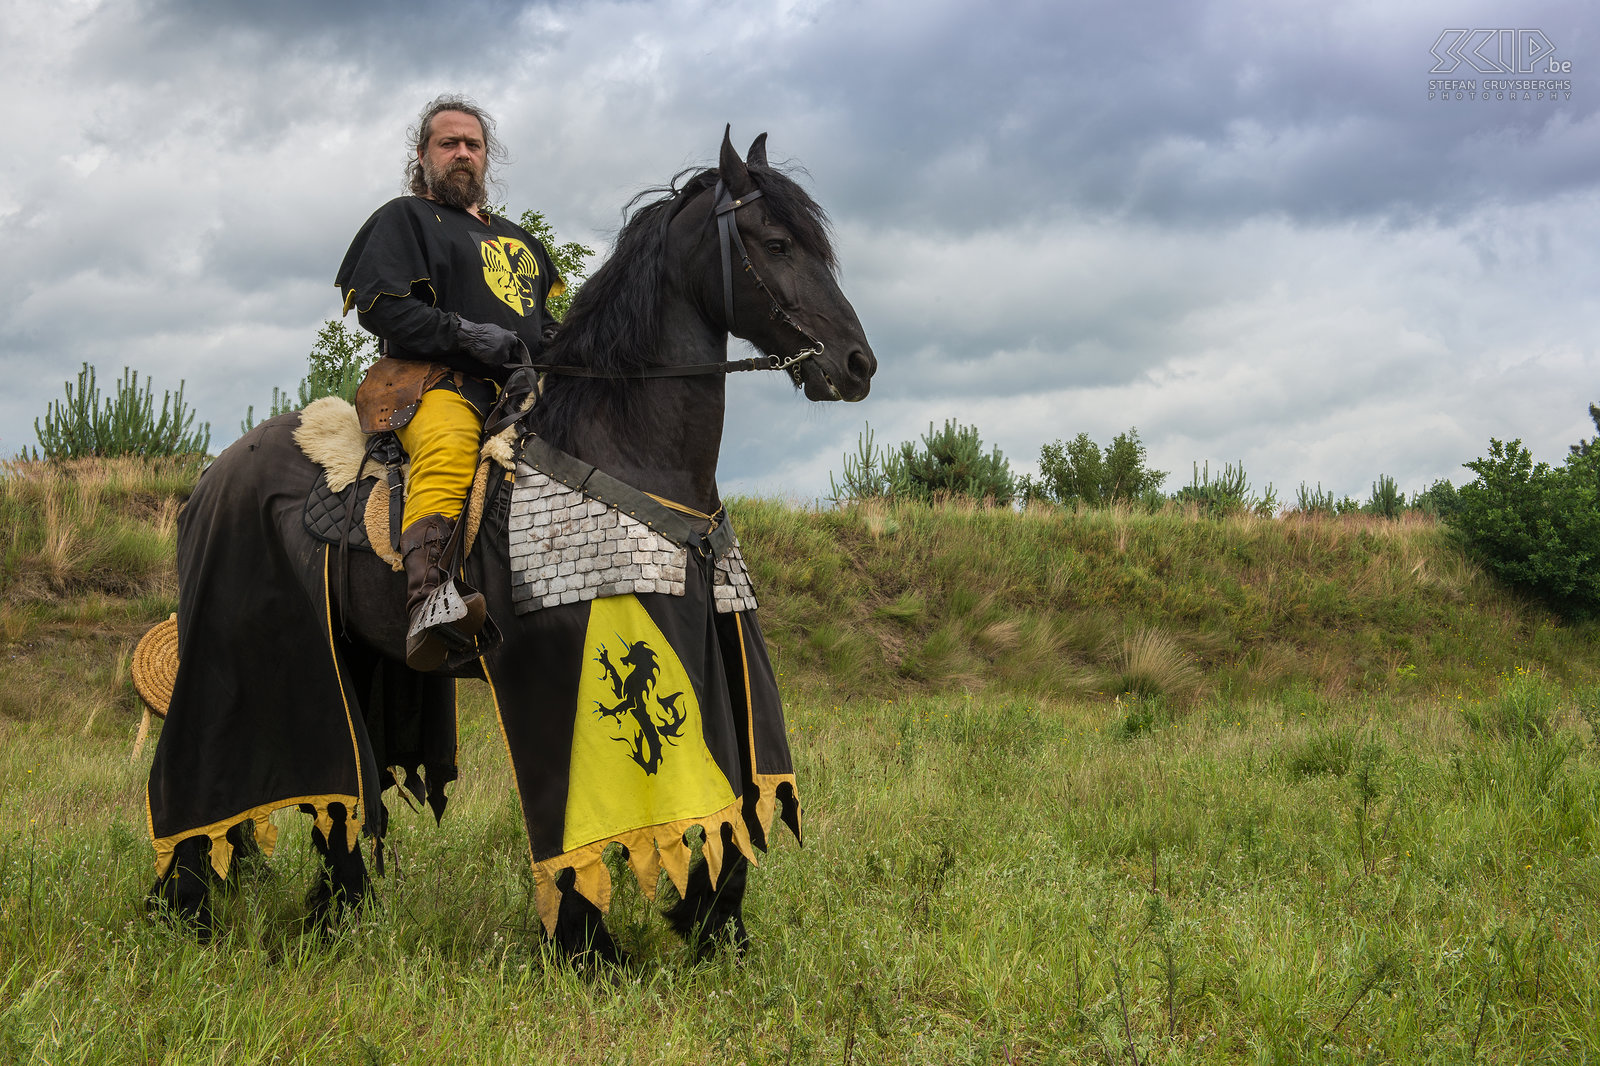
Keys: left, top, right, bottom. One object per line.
{"left": 848, "top": 348, "right": 876, "bottom": 380}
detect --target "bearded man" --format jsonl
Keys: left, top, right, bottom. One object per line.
{"left": 336, "top": 96, "right": 564, "bottom": 670}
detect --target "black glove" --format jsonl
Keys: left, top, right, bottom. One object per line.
{"left": 456, "top": 317, "right": 531, "bottom": 372}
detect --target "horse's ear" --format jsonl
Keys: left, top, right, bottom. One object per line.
{"left": 719, "top": 124, "right": 753, "bottom": 194}
{"left": 746, "top": 133, "right": 768, "bottom": 168}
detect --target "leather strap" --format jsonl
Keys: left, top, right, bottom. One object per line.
{"left": 523, "top": 355, "right": 778, "bottom": 380}
{"left": 713, "top": 181, "right": 763, "bottom": 327}
{"left": 518, "top": 434, "right": 734, "bottom": 559}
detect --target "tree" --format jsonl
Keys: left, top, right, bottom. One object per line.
{"left": 1030, "top": 428, "right": 1166, "bottom": 508}
{"left": 1411, "top": 478, "right": 1460, "bottom": 519}
{"left": 886, "top": 419, "right": 1018, "bottom": 505}
{"left": 1570, "top": 401, "right": 1600, "bottom": 458}
{"left": 242, "top": 319, "right": 379, "bottom": 432}
{"left": 32, "top": 363, "right": 211, "bottom": 459}
{"left": 1365, "top": 474, "right": 1403, "bottom": 519}
{"left": 1172, "top": 461, "right": 1277, "bottom": 518}
{"left": 516, "top": 209, "right": 594, "bottom": 322}
{"left": 1448, "top": 434, "right": 1600, "bottom": 618}
{"left": 829, "top": 420, "right": 1018, "bottom": 505}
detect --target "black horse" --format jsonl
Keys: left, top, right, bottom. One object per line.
{"left": 147, "top": 128, "right": 875, "bottom": 958}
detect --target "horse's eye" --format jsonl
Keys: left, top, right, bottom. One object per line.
{"left": 764, "top": 240, "right": 789, "bottom": 256}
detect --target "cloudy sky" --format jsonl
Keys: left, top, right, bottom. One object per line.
{"left": 4, "top": 0, "right": 1597, "bottom": 505}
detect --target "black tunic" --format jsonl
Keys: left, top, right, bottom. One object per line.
{"left": 335, "top": 196, "right": 564, "bottom": 380}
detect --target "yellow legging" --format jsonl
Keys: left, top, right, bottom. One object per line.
{"left": 394, "top": 386, "right": 483, "bottom": 529}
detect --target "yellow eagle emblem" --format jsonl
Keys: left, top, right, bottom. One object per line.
{"left": 480, "top": 236, "right": 541, "bottom": 316}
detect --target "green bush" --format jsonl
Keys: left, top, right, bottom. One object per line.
{"left": 1447, "top": 436, "right": 1600, "bottom": 618}
{"left": 1172, "top": 461, "right": 1276, "bottom": 518}
{"left": 886, "top": 419, "right": 1017, "bottom": 505}
{"left": 829, "top": 420, "right": 1017, "bottom": 505}
{"left": 1366, "top": 474, "right": 1403, "bottom": 519}
{"left": 243, "top": 320, "right": 378, "bottom": 432}
{"left": 31, "top": 363, "right": 211, "bottom": 460}
{"left": 1292, "top": 482, "right": 1362, "bottom": 516}
{"left": 829, "top": 423, "right": 892, "bottom": 501}
{"left": 1411, "top": 479, "right": 1460, "bottom": 519}
{"left": 1027, "top": 428, "right": 1166, "bottom": 509}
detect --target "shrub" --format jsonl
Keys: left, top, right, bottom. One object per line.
{"left": 891, "top": 420, "right": 1017, "bottom": 505}
{"left": 1172, "top": 461, "right": 1276, "bottom": 518}
{"left": 1029, "top": 428, "right": 1166, "bottom": 509}
{"left": 1292, "top": 482, "right": 1362, "bottom": 516}
{"left": 829, "top": 423, "right": 892, "bottom": 501}
{"left": 31, "top": 364, "right": 211, "bottom": 460}
{"left": 1447, "top": 436, "right": 1600, "bottom": 619}
{"left": 1294, "top": 481, "right": 1335, "bottom": 515}
{"left": 831, "top": 420, "right": 1017, "bottom": 505}
{"left": 1366, "top": 474, "right": 1403, "bottom": 519}
{"left": 1411, "top": 478, "right": 1460, "bottom": 519}
{"left": 243, "top": 319, "right": 378, "bottom": 432}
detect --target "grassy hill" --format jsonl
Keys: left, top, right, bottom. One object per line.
{"left": 3, "top": 457, "right": 1597, "bottom": 719}
{"left": 3, "top": 458, "right": 1599, "bottom": 1063}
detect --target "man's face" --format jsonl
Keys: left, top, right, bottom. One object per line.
{"left": 419, "top": 110, "right": 487, "bottom": 210}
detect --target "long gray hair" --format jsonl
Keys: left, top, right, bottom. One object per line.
{"left": 404, "top": 94, "right": 508, "bottom": 199}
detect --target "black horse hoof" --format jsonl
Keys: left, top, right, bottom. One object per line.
{"left": 663, "top": 832, "right": 751, "bottom": 960}
{"left": 149, "top": 835, "right": 218, "bottom": 942}
{"left": 668, "top": 907, "right": 751, "bottom": 961}
{"left": 148, "top": 875, "right": 216, "bottom": 943}
{"left": 552, "top": 869, "right": 623, "bottom": 966}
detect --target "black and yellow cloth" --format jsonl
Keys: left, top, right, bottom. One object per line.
{"left": 146, "top": 417, "right": 801, "bottom": 927}
{"left": 145, "top": 416, "right": 456, "bottom": 879}
{"left": 474, "top": 509, "right": 801, "bottom": 932}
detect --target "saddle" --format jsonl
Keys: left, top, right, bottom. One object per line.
{"left": 294, "top": 397, "right": 510, "bottom": 570}
{"left": 295, "top": 398, "right": 406, "bottom": 567}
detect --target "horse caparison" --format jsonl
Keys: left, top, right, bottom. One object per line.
{"left": 146, "top": 128, "right": 876, "bottom": 958}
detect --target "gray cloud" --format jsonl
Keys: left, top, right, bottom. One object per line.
{"left": 3, "top": 0, "right": 1598, "bottom": 508}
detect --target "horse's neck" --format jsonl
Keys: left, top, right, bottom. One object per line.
{"left": 568, "top": 314, "right": 728, "bottom": 515}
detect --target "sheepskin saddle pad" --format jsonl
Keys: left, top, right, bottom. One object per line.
{"left": 293, "top": 397, "right": 406, "bottom": 569}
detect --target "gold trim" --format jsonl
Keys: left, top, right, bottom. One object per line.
{"left": 482, "top": 660, "right": 532, "bottom": 866}
{"left": 733, "top": 614, "right": 801, "bottom": 841}
{"left": 531, "top": 794, "right": 759, "bottom": 934}
{"left": 347, "top": 276, "right": 436, "bottom": 315}
{"left": 644, "top": 492, "right": 721, "bottom": 530}
{"left": 322, "top": 548, "right": 366, "bottom": 849}
{"left": 151, "top": 793, "right": 359, "bottom": 879}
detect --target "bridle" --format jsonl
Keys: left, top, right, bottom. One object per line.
{"left": 524, "top": 177, "right": 824, "bottom": 382}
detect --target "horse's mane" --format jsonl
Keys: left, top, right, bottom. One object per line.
{"left": 528, "top": 162, "right": 836, "bottom": 452}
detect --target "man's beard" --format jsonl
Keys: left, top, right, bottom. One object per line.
{"left": 424, "top": 158, "right": 486, "bottom": 211}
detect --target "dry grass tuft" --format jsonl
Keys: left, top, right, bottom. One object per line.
{"left": 1110, "top": 627, "right": 1203, "bottom": 704}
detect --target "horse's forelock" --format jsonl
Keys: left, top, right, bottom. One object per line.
{"left": 746, "top": 165, "right": 836, "bottom": 274}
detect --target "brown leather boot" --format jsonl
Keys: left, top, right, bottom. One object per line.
{"left": 400, "top": 513, "right": 485, "bottom": 671}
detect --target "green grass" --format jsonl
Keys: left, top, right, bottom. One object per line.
{"left": 737, "top": 497, "right": 1599, "bottom": 705}
{"left": 5, "top": 684, "right": 1600, "bottom": 1061}
{"left": 4, "top": 463, "right": 1600, "bottom": 1061}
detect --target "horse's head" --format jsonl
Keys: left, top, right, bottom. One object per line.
{"left": 677, "top": 128, "right": 877, "bottom": 402}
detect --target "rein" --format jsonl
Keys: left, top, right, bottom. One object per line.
{"left": 527, "top": 178, "right": 823, "bottom": 382}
